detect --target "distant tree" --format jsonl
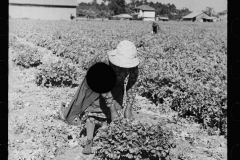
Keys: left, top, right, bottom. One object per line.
{"left": 141, "top": 0, "right": 147, "bottom": 5}
{"left": 77, "top": 2, "right": 100, "bottom": 18}
{"left": 98, "top": 10, "right": 108, "bottom": 21}
{"left": 106, "top": 10, "right": 114, "bottom": 19}
{"left": 130, "top": 0, "right": 136, "bottom": 7}
{"left": 77, "top": 9, "right": 85, "bottom": 17}
{"left": 125, "top": 3, "right": 135, "bottom": 14}
{"left": 179, "top": 7, "right": 191, "bottom": 17}
{"left": 92, "top": 0, "right": 97, "bottom": 5}
{"left": 97, "top": 2, "right": 108, "bottom": 10}
{"left": 149, "top": 1, "right": 154, "bottom": 7}
{"left": 203, "top": 7, "right": 216, "bottom": 17}
{"left": 135, "top": 0, "right": 143, "bottom": 7}
{"left": 104, "top": 0, "right": 126, "bottom": 15}
{"left": 77, "top": 0, "right": 191, "bottom": 20}
{"left": 84, "top": 9, "right": 97, "bottom": 20}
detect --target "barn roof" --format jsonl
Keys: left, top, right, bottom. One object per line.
{"left": 135, "top": 5, "right": 155, "bottom": 11}
{"left": 218, "top": 10, "right": 227, "bottom": 15}
{"left": 182, "top": 11, "right": 204, "bottom": 19}
{"left": 9, "top": 0, "right": 78, "bottom": 6}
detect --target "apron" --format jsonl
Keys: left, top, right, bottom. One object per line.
{"left": 62, "top": 75, "right": 125, "bottom": 125}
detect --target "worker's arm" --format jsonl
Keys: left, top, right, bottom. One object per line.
{"left": 101, "top": 92, "right": 122, "bottom": 110}
{"left": 125, "top": 60, "right": 145, "bottom": 108}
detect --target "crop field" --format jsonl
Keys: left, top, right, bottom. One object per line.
{"left": 9, "top": 19, "right": 227, "bottom": 160}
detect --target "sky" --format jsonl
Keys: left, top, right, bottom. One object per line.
{"left": 77, "top": 0, "right": 227, "bottom": 13}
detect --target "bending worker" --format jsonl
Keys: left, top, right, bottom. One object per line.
{"left": 61, "top": 40, "right": 144, "bottom": 155}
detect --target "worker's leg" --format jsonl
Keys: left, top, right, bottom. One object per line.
{"left": 86, "top": 119, "right": 95, "bottom": 140}
{"left": 109, "top": 104, "right": 120, "bottom": 121}
{"left": 82, "top": 119, "right": 95, "bottom": 155}
{"left": 124, "top": 103, "right": 134, "bottom": 119}
{"left": 124, "top": 91, "right": 136, "bottom": 120}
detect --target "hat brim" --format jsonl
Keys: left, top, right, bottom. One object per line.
{"left": 107, "top": 50, "right": 139, "bottom": 68}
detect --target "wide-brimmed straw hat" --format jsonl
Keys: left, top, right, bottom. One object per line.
{"left": 107, "top": 40, "right": 139, "bottom": 68}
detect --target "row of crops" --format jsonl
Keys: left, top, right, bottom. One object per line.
{"left": 9, "top": 19, "right": 227, "bottom": 138}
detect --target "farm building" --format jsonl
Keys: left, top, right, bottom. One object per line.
{"left": 134, "top": 5, "right": 156, "bottom": 21}
{"left": 110, "top": 14, "right": 133, "bottom": 20}
{"left": 203, "top": 17, "right": 218, "bottom": 22}
{"left": 182, "top": 11, "right": 209, "bottom": 22}
{"left": 218, "top": 10, "right": 227, "bottom": 22}
{"left": 9, "top": 0, "right": 77, "bottom": 20}
{"left": 158, "top": 16, "right": 169, "bottom": 21}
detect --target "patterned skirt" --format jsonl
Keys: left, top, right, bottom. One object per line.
{"left": 79, "top": 81, "right": 125, "bottom": 126}
{"left": 79, "top": 101, "right": 123, "bottom": 126}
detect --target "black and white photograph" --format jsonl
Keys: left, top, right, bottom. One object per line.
{"left": 9, "top": 0, "right": 227, "bottom": 159}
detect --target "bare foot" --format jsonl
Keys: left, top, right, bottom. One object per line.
{"left": 82, "top": 139, "right": 93, "bottom": 155}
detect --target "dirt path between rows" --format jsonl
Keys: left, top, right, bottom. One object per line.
{"left": 8, "top": 36, "right": 227, "bottom": 160}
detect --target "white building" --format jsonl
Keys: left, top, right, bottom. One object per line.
{"left": 158, "top": 16, "right": 169, "bottom": 21}
{"left": 203, "top": 17, "right": 219, "bottom": 22}
{"left": 9, "top": 0, "right": 77, "bottom": 20}
{"left": 135, "top": 5, "right": 155, "bottom": 21}
{"left": 182, "top": 11, "right": 209, "bottom": 22}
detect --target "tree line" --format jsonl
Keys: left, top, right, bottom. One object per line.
{"left": 77, "top": 0, "right": 192, "bottom": 20}
{"left": 77, "top": 0, "right": 218, "bottom": 20}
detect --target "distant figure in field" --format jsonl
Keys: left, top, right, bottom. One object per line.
{"left": 70, "top": 14, "right": 75, "bottom": 20}
{"left": 152, "top": 22, "right": 166, "bottom": 35}
{"left": 152, "top": 22, "right": 160, "bottom": 34}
